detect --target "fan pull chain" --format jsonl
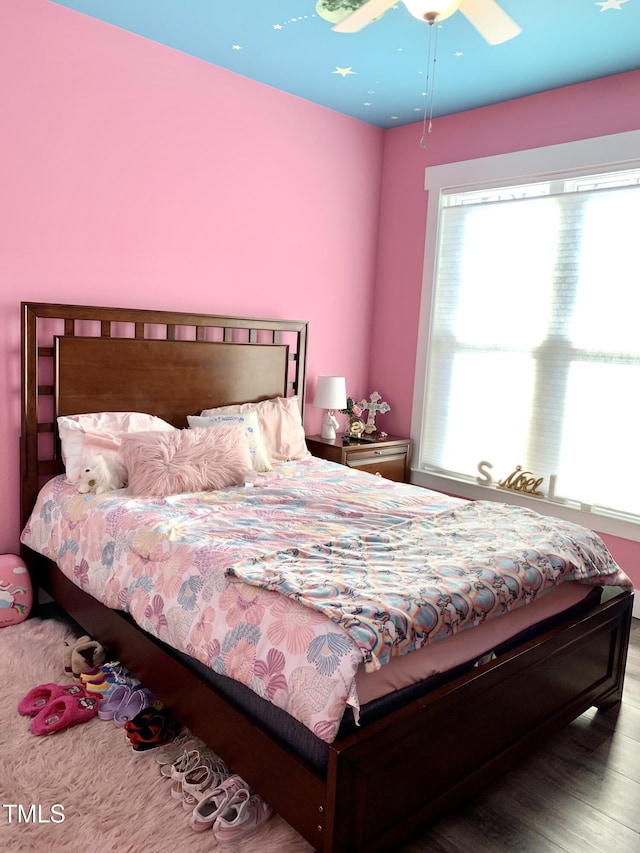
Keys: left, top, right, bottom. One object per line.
{"left": 419, "top": 22, "right": 440, "bottom": 148}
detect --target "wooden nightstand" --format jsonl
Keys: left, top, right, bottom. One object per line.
{"left": 306, "top": 434, "right": 412, "bottom": 483}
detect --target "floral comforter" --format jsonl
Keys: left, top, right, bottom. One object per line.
{"left": 20, "top": 457, "right": 630, "bottom": 742}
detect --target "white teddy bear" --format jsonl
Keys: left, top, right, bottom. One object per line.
{"left": 77, "top": 453, "right": 127, "bottom": 494}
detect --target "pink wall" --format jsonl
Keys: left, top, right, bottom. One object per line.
{"left": 2, "top": 1, "right": 637, "bottom": 590}
{"left": 0, "top": 0, "right": 383, "bottom": 554}
{"left": 370, "top": 70, "right": 640, "bottom": 586}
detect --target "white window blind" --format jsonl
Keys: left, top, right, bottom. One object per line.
{"left": 420, "top": 167, "right": 640, "bottom": 523}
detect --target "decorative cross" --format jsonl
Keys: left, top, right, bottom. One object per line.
{"left": 360, "top": 391, "right": 390, "bottom": 434}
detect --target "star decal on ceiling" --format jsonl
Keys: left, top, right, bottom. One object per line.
{"left": 332, "top": 67, "right": 356, "bottom": 77}
{"left": 272, "top": 15, "right": 316, "bottom": 28}
{"left": 232, "top": 44, "right": 243, "bottom": 51}
{"left": 595, "top": 0, "right": 629, "bottom": 9}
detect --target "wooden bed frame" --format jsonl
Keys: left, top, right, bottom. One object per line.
{"left": 20, "top": 301, "right": 634, "bottom": 853}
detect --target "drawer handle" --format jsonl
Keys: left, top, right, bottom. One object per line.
{"left": 374, "top": 450, "right": 382, "bottom": 456}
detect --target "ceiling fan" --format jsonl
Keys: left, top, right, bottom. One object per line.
{"left": 330, "top": 0, "right": 522, "bottom": 45}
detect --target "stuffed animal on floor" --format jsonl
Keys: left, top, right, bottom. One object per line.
{"left": 0, "top": 554, "right": 33, "bottom": 627}
{"left": 77, "top": 453, "right": 127, "bottom": 494}
{"left": 63, "top": 635, "right": 107, "bottom": 677}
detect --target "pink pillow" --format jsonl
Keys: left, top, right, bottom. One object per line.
{"left": 200, "top": 396, "right": 309, "bottom": 463}
{"left": 57, "top": 412, "right": 176, "bottom": 483}
{"left": 120, "top": 423, "right": 251, "bottom": 497}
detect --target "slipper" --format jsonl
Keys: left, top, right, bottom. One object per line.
{"left": 113, "top": 688, "right": 154, "bottom": 727}
{"left": 97, "top": 683, "right": 154, "bottom": 726}
{"left": 69, "top": 637, "right": 106, "bottom": 677}
{"left": 30, "top": 692, "right": 99, "bottom": 736}
{"left": 96, "top": 684, "right": 138, "bottom": 721}
{"left": 18, "top": 683, "right": 86, "bottom": 717}
{"left": 63, "top": 635, "right": 107, "bottom": 677}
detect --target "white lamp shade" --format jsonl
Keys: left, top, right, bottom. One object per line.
{"left": 313, "top": 376, "right": 347, "bottom": 411}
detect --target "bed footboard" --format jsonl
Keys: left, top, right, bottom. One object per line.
{"left": 326, "top": 588, "right": 633, "bottom": 852}
{"left": 27, "top": 549, "right": 632, "bottom": 853}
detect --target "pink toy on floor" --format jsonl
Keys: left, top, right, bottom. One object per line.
{"left": 0, "top": 554, "right": 32, "bottom": 627}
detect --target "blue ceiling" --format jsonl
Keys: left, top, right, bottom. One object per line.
{"left": 50, "top": 1, "right": 640, "bottom": 129}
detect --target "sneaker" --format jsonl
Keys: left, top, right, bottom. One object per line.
{"left": 79, "top": 665, "right": 108, "bottom": 684}
{"left": 127, "top": 713, "right": 183, "bottom": 753}
{"left": 189, "top": 775, "right": 249, "bottom": 833}
{"left": 102, "top": 661, "right": 141, "bottom": 688}
{"left": 83, "top": 675, "right": 114, "bottom": 697}
{"left": 125, "top": 705, "right": 177, "bottom": 735}
{"left": 213, "top": 790, "right": 273, "bottom": 842}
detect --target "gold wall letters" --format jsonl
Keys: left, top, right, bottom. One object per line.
{"left": 497, "top": 465, "right": 545, "bottom": 498}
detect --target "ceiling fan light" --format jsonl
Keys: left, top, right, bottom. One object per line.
{"left": 403, "top": 0, "right": 462, "bottom": 23}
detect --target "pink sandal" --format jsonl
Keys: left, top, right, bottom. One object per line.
{"left": 18, "top": 683, "right": 86, "bottom": 717}
{"left": 30, "top": 692, "right": 99, "bottom": 736}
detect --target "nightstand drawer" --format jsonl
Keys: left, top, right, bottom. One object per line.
{"left": 346, "top": 449, "right": 408, "bottom": 482}
{"left": 306, "top": 434, "right": 412, "bottom": 483}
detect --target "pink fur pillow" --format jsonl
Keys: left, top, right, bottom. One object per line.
{"left": 120, "top": 423, "right": 251, "bottom": 497}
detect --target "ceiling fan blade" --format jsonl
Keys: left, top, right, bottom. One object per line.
{"left": 459, "top": 0, "right": 522, "bottom": 44}
{"left": 331, "top": 0, "right": 397, "bottom": 33}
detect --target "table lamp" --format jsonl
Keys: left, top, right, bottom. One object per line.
{"left": 313, "top": 375, "right": 347, "bottom": 441}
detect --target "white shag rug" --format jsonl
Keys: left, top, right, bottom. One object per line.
{"left": 0, "top": 617, "right": 314, "bottom": 853}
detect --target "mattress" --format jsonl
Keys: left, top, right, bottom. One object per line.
{"left": 354, "top": 579, "right": 595, "bottom": 703}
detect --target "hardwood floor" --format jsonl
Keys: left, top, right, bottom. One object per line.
{"left": 401, "top": 619, "right": 640, "bottom": 853}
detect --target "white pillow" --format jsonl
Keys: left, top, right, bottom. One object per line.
{"left": 58, "top": 412, "right": 176, "bottom": 484}
{"left": 187, "top": 410, "right": 272, "bottom": 472}
{"left": 200, "top": 396, "right": 309, "bottom": 463}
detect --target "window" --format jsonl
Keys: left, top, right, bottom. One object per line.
{"left": 412, "top": 132, "right": 640, "bottom": 540}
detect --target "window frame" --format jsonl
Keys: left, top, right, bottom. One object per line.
{"left": 410, "top": 129, "right": 640, "bottom": 543}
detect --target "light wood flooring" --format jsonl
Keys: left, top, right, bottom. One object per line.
{"left": 400, "top": 618, "right": 640, "bottom": 853}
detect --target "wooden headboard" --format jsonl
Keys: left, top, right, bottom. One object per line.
{"left": 21, "top": 302, "right": 308, "bottom": 526}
